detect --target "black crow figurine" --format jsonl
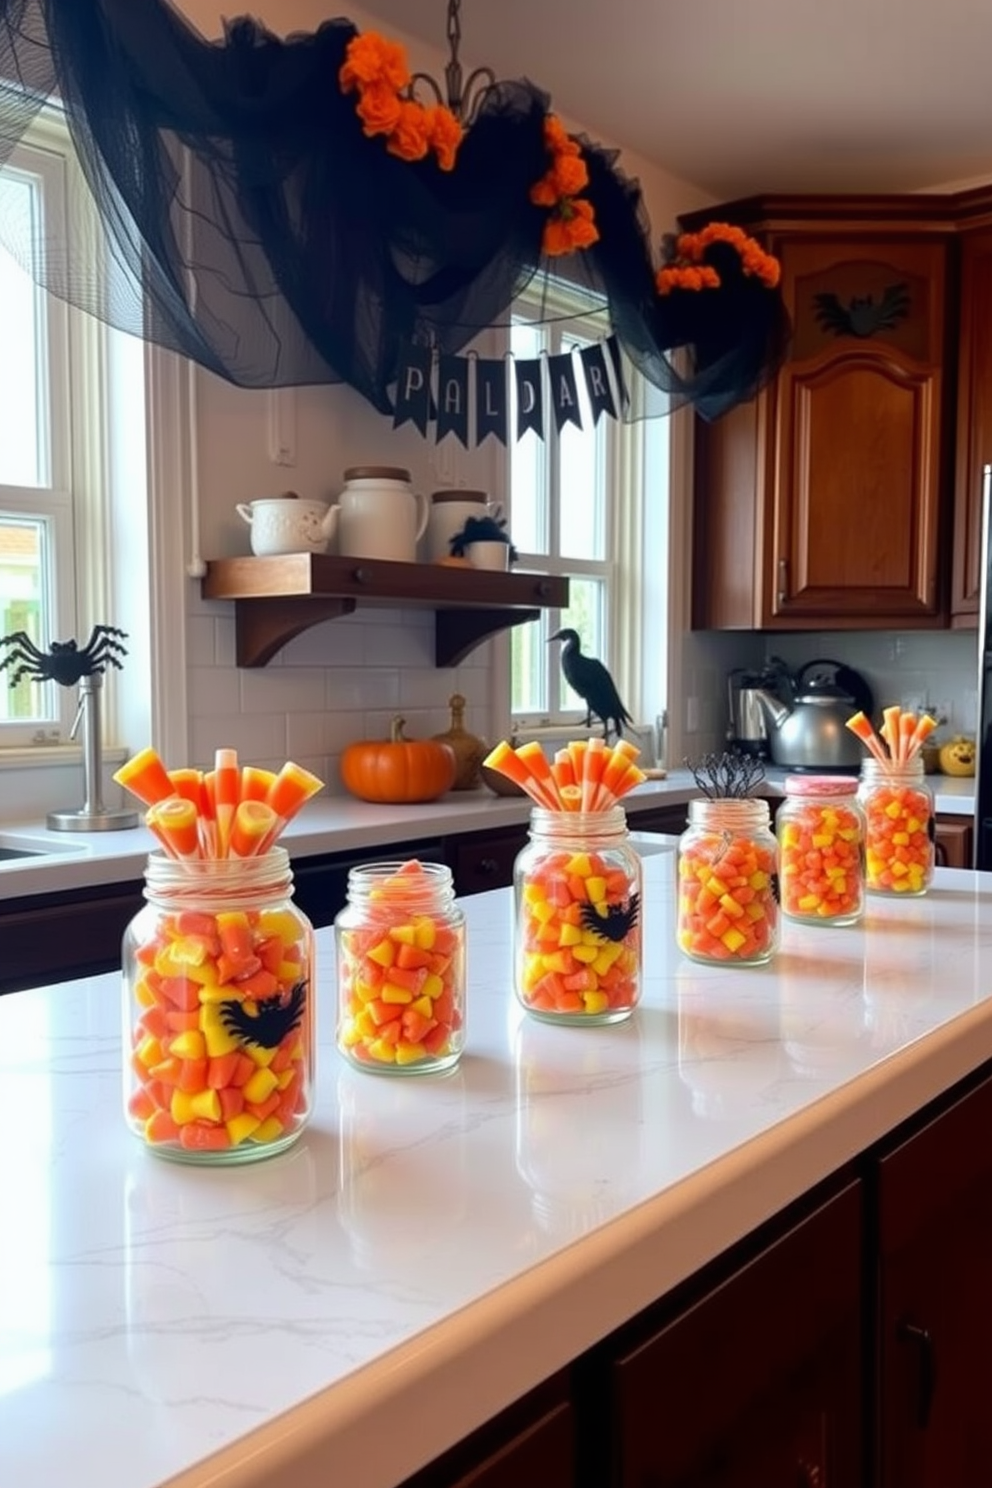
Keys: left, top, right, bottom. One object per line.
{"left": 549, "top": 629, "right": 633, "bottom": 742}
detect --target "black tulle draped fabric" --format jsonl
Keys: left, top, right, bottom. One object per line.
{"left": 0, "top": 0, "right": 790, "bottom": 420}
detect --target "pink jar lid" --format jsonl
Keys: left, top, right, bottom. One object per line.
{"left": 784, "top": 774, "right": 859, "bottom": 797}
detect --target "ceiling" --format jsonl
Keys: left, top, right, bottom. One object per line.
{"left": 361, "top": 0, "right": 992, "bottom": 200}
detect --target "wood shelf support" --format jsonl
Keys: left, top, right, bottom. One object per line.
{"left": 233, "top": 596, "right": 356, "bottom": 667}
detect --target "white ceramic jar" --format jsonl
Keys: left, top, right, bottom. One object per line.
{"left": 426, "top": 489, "right": 504, "bottom": 563}
{"left": 329, "top": 466, "right": 429, "bottom": 563}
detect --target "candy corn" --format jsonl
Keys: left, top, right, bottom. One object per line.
{"left": 116, "top": 747, "right": 325, "bottom": 863}
{"left": 483, "top": 738, "right": 645, "bottom": 811}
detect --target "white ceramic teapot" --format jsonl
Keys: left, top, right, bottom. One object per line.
{"left": 236, "top": 493, "right": 336, "bottom": 556}
{"left": 327, "top": 466, "right": 429, "bottom": 563}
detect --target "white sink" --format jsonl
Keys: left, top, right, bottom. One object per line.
{"left": 0, "top": 831, "right": 89, "bottom": 864}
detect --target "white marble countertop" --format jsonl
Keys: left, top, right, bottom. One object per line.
{"left": 4, "top": 847, "right": 992, "bottom": 1488}
{"left": 0, "top": 768, "right": 976, "bottom": 900}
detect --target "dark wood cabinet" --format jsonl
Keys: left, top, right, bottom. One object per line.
{"left": 608, "top": 1180, "right": 864, "bottom": 1488}
{"left": 933, "top": 814, "right": 973, "bottom": 869}
{"left": 690, "top": 203, "right": 952, "bottom": 631}
{"left": 0, "top": 880, "right": 144, "bottom": 995}
{"left": 399, "top": 1378, "right": 575, "bottom": 1488}
{"left": 952, "top": 226, "right": 992, "bottom": 624}
{"left": 876, "top": 1073, "right": 992, "bottom": 1488}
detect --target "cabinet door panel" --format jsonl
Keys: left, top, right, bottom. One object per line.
{"left": 776, "top": 356, "right": 939, "bottom": 618}
{"left": 612, "top": 1180, "right": 863, "bottom": 1488}
{"left": 953, "top": 228, "right": 992, "bottom": 622}
{"left": 878, "top": 1074, "right": 992, "bottom": 1488}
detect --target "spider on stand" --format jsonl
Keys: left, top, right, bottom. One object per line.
{"left": 0, "top": 623, "right": 128, "bottom": 688}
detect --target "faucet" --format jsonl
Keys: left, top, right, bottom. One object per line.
{"left": 46, "top": 673, "right": 139, "bottom": 832}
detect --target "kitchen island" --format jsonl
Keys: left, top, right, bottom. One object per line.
{"left": 3, "top": 846, "right": 992, "bottom": 1488}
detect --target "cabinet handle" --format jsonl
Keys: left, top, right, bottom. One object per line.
{"left": 898, "top": 1318, "right": 936, "bottom": 1429}
{"left": 777, "top": 557, "right": 789, "bottom": 607}
{"left": 352, "top": 567, "right": 371, "bottom": 585}
{"left": 796, "top": 1459, "right": 823, "bottom": 1488}
{"left": 478, "top": 857, "right": 498, "bottom": 874}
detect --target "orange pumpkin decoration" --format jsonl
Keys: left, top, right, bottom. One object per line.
{"left": 341, "top": 715, "right": 456, "bottom": 803}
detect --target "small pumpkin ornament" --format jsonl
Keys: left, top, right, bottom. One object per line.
{"left": 431, "top": 693, "right": 487, "bottom": 791}
{"left": 340, "top": 716, "right": 456, "bottom": 803}
{"left": 938, "top": 735, "right": 976, "bottom": 777}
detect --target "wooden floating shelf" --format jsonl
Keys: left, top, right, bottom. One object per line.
{"left": 202, "top": 554, "right": 569, "bottom": 668}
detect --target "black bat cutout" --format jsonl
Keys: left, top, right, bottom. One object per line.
{"left": 812, "top": 281, "right": 910, "bottom": 339}
{"left": 580, "top": 893, "right": 640, "bottom": 944}
{"left": 219, "top": 979, "right": 306, "bottom": 1049}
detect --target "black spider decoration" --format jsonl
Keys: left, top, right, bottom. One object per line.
{"left": 0, "top": 623, "right": 128, "bottom": 688}
{"left": 219, "top": 980, "right": 307, "bottom": 1050}
{"left": 580, "top": 893, "right": 640, "bottom": 944}
{"left": 812, "top": 281, "right": 910, "bottom": 339}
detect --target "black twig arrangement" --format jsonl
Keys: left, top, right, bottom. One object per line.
{"left": 686, "top": 751, "right": 766, "bottom": 799}
{"left": 449, "top": 515, "right": 518, "bottom": 563}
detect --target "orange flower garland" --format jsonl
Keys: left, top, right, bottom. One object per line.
{"left": 529, "top": 115, "right": 599, "bottom": 258}
{"left": 655, "top": 222, "right": 781, "bottom": 295}
{"left": 339, "top": 31, "right": 463, "bottom": 172}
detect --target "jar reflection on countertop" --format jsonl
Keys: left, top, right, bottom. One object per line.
{"left": 337, "top": 1071, "right": 468, "bottom": 1271}
{"left": 514, "top": 1016, "right": 644, "bottom": 1238}
{"left": 677, "top": 971, "right": 783, "bottom": 1121}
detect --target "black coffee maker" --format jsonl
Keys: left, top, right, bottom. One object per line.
{"left": 727, "top": 669, "right": 770, "bottom": 758}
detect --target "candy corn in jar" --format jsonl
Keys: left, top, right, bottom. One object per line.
{"left": 857, "top": 757, "right": 935, "bottom": 896}
{"left": 513, "top": 806, "right": 643, "bottom": 1025}
{"left": 777, "top": 775, "right": 865, "bottom": 925}
{"left": 677, "top": 797, "right": 779, "bottom": 965}
{"left": 122, "top": 847, "right": 315, "bottom": 1164}
{"left": 335, "top": 861, "right": 466, "bottom": 1074}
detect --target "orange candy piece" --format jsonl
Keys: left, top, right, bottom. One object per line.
{"left": 677, "top": 833, "right": 778, "bottom": 963}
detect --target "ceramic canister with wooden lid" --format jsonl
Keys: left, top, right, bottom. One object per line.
{"left": 332, "top": 466, "right": 429, "bottom": 562}
{"left": 426, "top": 490, "right": 503, "bottom": 563}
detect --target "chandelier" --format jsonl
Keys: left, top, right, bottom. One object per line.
{"left": 408, "top": 0, "right": 497, "bottom": 126}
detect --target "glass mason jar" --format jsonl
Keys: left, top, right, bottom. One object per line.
{"left": 122, "top": 847, "right": 314, "bottom": 1165}
{"left": 335, "top": 861, "right": 465, "bottom": 1074}
{"left": 513, "top": 806, "right": 643, "bottom": 1025}
{"left": 858, "top": 756, "right": 935, "bottom": 896}
{"left": 777, "top": 774, "right": 865, "bottom": 926}
{"left": 677, "top": 797, "right": 779, "bottom": 965}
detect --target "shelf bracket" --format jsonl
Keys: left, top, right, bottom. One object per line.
{"left": 233, "top": 596, "right": 357, "bottom": 666}
{"left": 435, "top": 607, "right": 540, "bottom": 667}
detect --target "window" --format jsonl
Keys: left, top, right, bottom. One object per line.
{"left": 506, "top": 282, "right": 664, "bottom": 738}
{"left": 0, "top": 110, "right": 137, "bottom": 749}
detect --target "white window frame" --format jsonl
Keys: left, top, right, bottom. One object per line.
{"left": 494, "top": 280, "right": 666, "bottom": 748}
{"left": 0, "top": 106, "right": 138, "bottom": 754}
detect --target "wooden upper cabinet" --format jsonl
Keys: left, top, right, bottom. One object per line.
{"left": 951, "top": 227, "right": 992, "bottom": 624}
{"left": 771, "top": 236, "right": 947, "bottom": 624}
{"left": 694, "top": 225, "right": 951, "bottom": 630}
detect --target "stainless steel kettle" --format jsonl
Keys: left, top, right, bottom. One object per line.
{"left": 753, "top": 659, "right": 874, "bottom": 771}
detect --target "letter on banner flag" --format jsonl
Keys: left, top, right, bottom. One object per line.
{"left": 514, "top": 358, "right": 544, "bottom": 440}
{"left": 579, "top": 342, "right": 617, "bottom": 425}
{"left": 393, "top": 343, "right": 432, "bottom": 435}
{"left": 548, "top": 351, "right": 583, "bottom": 434}
{"left": 436, "top": 354, "right": 469, "bottom": 446}
{"left": 475, "top": 358, "right": 508, "bottom": 445}
{"left": 605, "top": 334, "right": 629, "bottom": 412}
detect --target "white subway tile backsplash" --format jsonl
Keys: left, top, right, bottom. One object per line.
{"left": 280, "top": 618, "right": 364, "bottom": 667}
{"left": 239, "top": 667, "right": 328, "bottom": 713}
{"left": 189, "top": 710, "right": 287, "bottom": 770}
{"left": 363, "top": 620, "right": 434, "bottom": 668}
{"left": 326, "top": 669, "right": 401, "bottom": 711}
{"left": 185, "top": 614, "right": 216, "bottom": 664}
{"left": 187, "top": 666, "right": 242, "bottom": 718}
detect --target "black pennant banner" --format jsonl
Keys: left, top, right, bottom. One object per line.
{"left": 475, "top": 358, "right": 509, "bottom": 445}
{"left": 392, "top": 343, "right": 433, "bottom": 435}
{"left": 436, "top": 354, "right": 469, "bottom": 446}
{"left": 395, "top": 336, "right": 627, "bottom": 446}
{"left": 579, "top": 342, "right": 617, "bottom": 425}
{"left": 548, "top": 351, "right": 582, "bottom": 434}
{"left": 514, "top": 357, "right": 544, "bottom": 440}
